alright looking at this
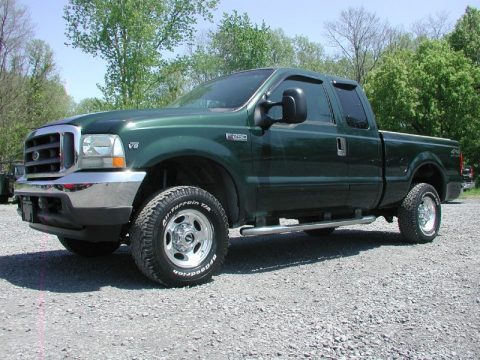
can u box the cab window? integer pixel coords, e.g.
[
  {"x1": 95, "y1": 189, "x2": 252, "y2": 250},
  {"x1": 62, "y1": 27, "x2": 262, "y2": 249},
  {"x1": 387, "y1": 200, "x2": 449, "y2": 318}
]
[{"x1": 333, "y1": 85, "x2": 369, "y2": 129}]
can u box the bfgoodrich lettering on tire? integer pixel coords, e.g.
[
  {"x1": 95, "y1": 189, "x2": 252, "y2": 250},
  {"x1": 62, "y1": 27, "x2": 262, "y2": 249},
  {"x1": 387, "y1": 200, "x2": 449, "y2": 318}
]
[
  {"x1": 130, "y1": 186, "x2": 229, "y2": 287},
  {"x1": 398, "y1": 183, "x2": 442, "y2": 244}
]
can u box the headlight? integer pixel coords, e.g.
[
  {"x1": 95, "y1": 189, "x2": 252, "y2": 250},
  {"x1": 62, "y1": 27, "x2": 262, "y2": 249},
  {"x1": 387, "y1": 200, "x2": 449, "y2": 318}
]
[{"x1": 79, "y1": 134, "x2": 126, "y2": 169}]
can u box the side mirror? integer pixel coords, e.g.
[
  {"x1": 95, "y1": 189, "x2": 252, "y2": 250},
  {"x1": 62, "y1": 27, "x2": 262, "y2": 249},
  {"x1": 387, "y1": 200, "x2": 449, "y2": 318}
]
[
  {"x1": 282, "y1": 88, "x2": 307, "y2": 124},
  {"x1": 254, "y1": 87, "x2": 308, "y2": 130}
]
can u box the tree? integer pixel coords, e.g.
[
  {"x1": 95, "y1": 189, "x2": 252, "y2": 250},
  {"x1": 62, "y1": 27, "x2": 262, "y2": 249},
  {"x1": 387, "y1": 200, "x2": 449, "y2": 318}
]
[
  {"x1": 325, "y1": 7, "x2": 390, "y2": 84},
  {"x1": 0, "y1": 0, "x2": 31, "y2": 127},
  {"x1": 75, "y1": 97, "x2": 111, "y2": 114},
  {"x1": 365, "y1": 40, "x2": 480, "y2": 163},
  {"x1": 269, "y1": 29, "x2": 295, "y2": 67},
  {"x1": 209, "y1": 11, "x2": 272, "y2": 74},
  {"x1": 187, "y1": 11, "x2": 289, "y2": 85},
  {"x1": 291, "y1": 35, "x2": 325, "y2": 72},
  {"x1": 412, "y1": 12, "x2": 452, "y2": 40},
  {"x1": 449, "y1": 6, "x2": 480, "y2": 65},
  {"x1": 64, "y1": 0, "x2": 218, "y2": 108},
  {"x1": 0, "y1": 1, "x2": 71, "y2": 166}
]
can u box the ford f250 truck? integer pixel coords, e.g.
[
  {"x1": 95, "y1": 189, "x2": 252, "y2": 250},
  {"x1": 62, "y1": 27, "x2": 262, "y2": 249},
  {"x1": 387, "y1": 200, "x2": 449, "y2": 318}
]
[{"x1": 15, "y1": 68, "x2": 463, "y2": 287}]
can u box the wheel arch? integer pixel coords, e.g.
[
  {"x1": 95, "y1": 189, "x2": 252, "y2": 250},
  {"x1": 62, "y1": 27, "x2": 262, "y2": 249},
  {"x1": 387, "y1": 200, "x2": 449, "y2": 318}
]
[
  {"x1": 131, "y1": 154, "x2": 243, "y2": 227},
  {"x1": 410, "y1": 161, "x2": 446, "y2": 201}
]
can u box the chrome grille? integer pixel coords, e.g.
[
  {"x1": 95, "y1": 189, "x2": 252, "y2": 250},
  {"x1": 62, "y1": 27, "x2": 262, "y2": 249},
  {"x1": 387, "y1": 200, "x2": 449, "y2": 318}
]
[{"x1": 24, "y1": 125, "x2": 80, "y2": 178}]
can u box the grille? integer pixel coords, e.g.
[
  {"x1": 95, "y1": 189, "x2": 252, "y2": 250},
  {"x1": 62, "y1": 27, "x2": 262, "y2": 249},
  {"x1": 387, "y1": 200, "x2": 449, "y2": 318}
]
[{"x1": 24, "y1": 129, "x2": 76, "y2": 177}]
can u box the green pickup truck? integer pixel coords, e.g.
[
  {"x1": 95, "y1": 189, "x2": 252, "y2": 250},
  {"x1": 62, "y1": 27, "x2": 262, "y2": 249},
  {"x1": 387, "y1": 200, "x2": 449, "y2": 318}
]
[{"x1": 15, "y1": 68, "x2": 463, "y2": 287}]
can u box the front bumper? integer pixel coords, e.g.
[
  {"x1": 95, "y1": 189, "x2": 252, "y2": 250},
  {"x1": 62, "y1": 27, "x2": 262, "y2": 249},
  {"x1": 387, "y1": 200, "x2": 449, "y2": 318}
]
[{"x1": 14, "y1": 171, "x2": 146, "y2": 242}]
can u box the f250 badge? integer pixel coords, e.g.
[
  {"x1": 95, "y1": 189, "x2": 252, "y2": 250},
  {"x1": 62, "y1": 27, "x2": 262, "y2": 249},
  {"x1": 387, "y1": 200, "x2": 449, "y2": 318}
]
[{"x1": 225, "y1": 133, "x2": 248, "y2": 142}]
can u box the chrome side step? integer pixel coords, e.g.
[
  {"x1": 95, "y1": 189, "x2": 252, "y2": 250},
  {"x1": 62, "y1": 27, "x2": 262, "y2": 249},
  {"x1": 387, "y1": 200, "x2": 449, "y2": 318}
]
[{"x1": 240, "y1": 216, "x2": 377, "y2": 236}]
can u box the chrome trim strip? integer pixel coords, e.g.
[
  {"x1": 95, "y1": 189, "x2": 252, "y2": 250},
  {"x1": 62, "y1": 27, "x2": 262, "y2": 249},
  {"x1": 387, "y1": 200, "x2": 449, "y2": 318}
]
[
  {"x1": 16, "y1": 171, "x2": 145, "y2": 186},
  {"x1": 240, "y1": 216, "x2": 377, "y2": 236}
]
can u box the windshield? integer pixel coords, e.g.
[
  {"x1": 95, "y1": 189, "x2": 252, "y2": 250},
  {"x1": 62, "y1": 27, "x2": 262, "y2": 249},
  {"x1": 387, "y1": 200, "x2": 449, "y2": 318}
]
[{"x1": 168, "y1": 69, "x2": 274, "y2": 109}]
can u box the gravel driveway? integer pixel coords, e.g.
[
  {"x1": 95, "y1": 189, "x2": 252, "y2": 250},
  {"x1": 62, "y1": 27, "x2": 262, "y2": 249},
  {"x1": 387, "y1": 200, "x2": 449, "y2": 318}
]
[{"x1": 0, "y1": 199, "x2": 479, "y2": 359}]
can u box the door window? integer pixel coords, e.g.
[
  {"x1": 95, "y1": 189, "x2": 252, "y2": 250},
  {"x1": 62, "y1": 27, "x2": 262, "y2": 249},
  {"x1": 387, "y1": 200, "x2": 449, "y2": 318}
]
[{"x1": 268, "y1": 77, "x2": 334, "y2": 123}]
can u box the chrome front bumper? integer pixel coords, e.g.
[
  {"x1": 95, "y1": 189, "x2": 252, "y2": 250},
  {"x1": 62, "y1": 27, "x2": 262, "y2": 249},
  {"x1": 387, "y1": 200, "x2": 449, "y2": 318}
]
[
  {"x1": 15, "y1": 171, "x2": 146, "y2": 208},
  {"x1": 14, "y1": 171, "x2": 146, "y2": 241}
]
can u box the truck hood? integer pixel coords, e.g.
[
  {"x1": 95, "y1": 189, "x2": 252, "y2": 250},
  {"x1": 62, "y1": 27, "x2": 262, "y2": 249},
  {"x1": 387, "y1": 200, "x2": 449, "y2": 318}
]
[{"x1": 42, "y1": 108, "x2": 232, "y2": 133}]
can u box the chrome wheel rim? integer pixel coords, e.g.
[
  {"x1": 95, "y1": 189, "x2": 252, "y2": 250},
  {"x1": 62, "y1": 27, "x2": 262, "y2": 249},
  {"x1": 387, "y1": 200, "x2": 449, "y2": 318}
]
[
  {"x1": 417, "y1": 196, "x2": 437, "y2": 236},
  {"x1": 164, "y1": 209, "x2": 213, "y2": 268}
]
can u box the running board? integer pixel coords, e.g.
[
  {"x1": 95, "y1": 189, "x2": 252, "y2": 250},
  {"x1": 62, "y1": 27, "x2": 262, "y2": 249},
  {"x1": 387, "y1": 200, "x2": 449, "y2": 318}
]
[{"x1": 240, "y1": 216, "x2": 377, "y2": 236}]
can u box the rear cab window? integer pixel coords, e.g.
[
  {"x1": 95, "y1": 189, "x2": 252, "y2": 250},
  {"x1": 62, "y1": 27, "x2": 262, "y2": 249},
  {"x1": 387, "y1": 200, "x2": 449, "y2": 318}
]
[{"x1": 333, "y1": 83, "x2": 369, "y2": 130}]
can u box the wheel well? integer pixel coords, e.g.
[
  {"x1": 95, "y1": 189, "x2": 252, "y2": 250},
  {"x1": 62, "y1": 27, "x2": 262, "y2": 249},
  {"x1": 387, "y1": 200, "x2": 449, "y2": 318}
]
[
  {"x1": 132, "y1": 156, "x2": 240, "y2": 226},
  {"x1": 411, "y1": 164, "x2": 444, "y2": 201}
]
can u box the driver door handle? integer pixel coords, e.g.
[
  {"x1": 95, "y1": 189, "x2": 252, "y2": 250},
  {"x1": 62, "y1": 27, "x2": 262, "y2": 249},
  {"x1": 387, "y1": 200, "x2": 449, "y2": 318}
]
[{"x1": 337, "y1": 137, "x2": 347, "y2": 157}]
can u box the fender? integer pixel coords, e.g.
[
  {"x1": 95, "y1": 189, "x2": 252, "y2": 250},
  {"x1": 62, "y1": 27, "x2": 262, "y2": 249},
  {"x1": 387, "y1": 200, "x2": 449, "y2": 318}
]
[
  {"x1": 128, "y1": 134, "x2": 251, "y2": 222},
  {"x1": 380, "y1": 151, "x2": 447, "y2": 208},
  {"x1": 406, "y1": 151, "x2": 447, "y2": 184}
]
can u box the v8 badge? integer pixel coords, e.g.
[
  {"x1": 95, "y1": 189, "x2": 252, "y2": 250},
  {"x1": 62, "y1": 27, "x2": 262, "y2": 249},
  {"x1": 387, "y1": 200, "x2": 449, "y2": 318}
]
[{"x1": 128, "y1": 142, "x2": 140, "y2": 150}]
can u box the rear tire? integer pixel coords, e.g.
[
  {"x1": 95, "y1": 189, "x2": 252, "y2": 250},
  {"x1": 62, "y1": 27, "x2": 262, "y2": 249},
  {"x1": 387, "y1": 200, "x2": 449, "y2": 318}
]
[
  {"x1": 398, "y1": 183, "x2": 441, "y2": 243},
  {"x1": 130, "y1": 186, "x2": 229, "y2": 287},
  {"x1": 58, "y1": 237, "x2": 120, "y2": 257}
]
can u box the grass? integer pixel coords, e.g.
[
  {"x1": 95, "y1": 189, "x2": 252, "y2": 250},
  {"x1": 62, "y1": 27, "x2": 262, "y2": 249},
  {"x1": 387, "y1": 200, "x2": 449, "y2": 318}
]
[{"x1": 460, "y1": 187, "x2": 480, "y2": 198}]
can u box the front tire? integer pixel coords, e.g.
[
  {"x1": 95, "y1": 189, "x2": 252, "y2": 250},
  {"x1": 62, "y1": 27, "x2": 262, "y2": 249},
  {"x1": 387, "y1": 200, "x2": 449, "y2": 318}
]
[
  {"x1": 398, "y1": 183, "x2": 441, "y2": 243},
  {"x1": 130, "y1": 186, "x2": 229, "y2": 287},
  {"x1": 58, "y1": 237, "x2": 120, "y2": 257}
]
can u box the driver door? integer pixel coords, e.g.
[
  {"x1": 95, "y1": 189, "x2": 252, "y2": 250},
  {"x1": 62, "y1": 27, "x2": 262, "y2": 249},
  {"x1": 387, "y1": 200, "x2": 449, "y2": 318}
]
[{"x1": 252, "y1": 76, "x2": 349, "y2": 214}]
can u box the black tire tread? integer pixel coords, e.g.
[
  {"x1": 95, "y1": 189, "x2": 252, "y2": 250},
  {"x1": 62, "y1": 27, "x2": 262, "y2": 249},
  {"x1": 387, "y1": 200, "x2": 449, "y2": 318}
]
[
  {"x1": 130, "y1": 186, "x2": 229, "y2": 287},
  {"x1": 398, "y1": 183, "x2": 441, "y2": 244}
]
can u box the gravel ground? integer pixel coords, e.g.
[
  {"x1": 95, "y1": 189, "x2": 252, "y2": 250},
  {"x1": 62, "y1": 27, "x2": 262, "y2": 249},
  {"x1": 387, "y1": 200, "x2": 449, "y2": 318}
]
[{"x1": 0, "y1": 199, "x2": 479, "y2": 359}]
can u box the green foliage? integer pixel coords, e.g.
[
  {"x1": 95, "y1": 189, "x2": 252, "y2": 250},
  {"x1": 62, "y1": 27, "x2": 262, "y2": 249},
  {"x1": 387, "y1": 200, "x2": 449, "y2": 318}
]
[
  {"x1": 150, "y1": 57, "x2": 191, "y2": 107},
  {"x1": 75, "y1": 97, "x2": 111, "y2": 114},
  {"x1": 269, "y1": 29, "x2": 295, "y2": 67},
  {"x1": 449, "y1": 6, "x2": 480, "y2": 65},
  {"x1": 64, "y1": 0, "x2": 218, "y2": 109},
  {"x1": 210, "y1": 11, "x2": 272, "y2": 74},
  {"x1": 291, "y1": 35, "x2": 325, "y2": 72},
  {"x1": 0, "y1": 32, "x2": 72, "y2": 163},
  {"x1": 186, "y1": 12, "x2": 327, "y2": 85},
  {"x1": 365, "y1": 39, "x2": 480, "y2": 163}
]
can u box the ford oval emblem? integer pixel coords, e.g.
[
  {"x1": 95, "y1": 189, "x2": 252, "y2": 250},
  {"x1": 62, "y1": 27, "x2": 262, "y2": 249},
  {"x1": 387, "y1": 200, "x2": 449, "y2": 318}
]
[{"x1": 32, "y1": 151, "x2": 40, "y2": 161}]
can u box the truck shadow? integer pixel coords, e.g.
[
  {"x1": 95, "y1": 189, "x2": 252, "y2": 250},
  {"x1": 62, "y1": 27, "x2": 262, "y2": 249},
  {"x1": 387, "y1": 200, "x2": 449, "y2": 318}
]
[
  {"x1": 0, "y1": 229, "x2": 407, "y2": 293},
  {"x1": 223, "y1": 229, "x2": 405, "y2": 274},
  {"x1": 0, "y1": 246, "x2": 155, "y2": 293}
]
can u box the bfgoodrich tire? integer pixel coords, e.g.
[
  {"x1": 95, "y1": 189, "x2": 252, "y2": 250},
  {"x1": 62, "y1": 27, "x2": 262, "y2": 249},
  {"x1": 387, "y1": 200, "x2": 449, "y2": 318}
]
[
  {"x1": 130, "y1": 186, "x2": 229, "y2": 287},
  {"x1": 58, "y1": 237, "x2": 120, "y2": 257},
  {"x1": 398, "y1": 183, "x2": 441, "y2": 244}
]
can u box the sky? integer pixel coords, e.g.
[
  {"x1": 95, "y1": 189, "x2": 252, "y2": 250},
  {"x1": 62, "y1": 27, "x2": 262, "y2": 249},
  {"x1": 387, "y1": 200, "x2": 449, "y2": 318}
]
[{"x1": 19, "y1": 0, "x2": 480, "y2": 103}]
